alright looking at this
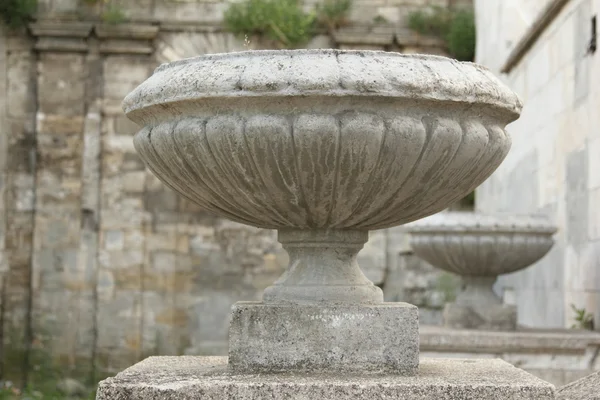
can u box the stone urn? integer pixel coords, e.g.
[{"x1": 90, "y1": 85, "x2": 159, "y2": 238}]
[
  {"x1": 119, "y1": 49, "x2": 524, "y2": 383},
  {"x1": 407, "y1": 211, "x2": 557, "y2": 330}
]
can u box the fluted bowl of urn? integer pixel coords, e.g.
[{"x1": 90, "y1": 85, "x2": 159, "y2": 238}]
[
  {"x1": 123, "y1": 49, "x2": 522, "y2": 305},
  {"x1": 407, "y1": 212, "x2": 557, "y2": 330}
]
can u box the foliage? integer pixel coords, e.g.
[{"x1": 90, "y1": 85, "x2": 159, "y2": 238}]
[
  {"x1": 0, "y1": 0, "x2": 37, "y2": 30},
  {"x1": 463, "y1": 191, "x2": 475, "y2": 208},
  {"x1": 372, "y1": 15, "x2": 388, "y2": 24},
  {"x1": 408, "y1": 6, "x2": 452, "y2": 39},
  {"x1": 0, "y1": 325, "x2": 97, "y2": 400},
  {"x1": 101, "y1": 2, "x2": 126, "y2": 25},
  {"x1": 447, "y1": 9, "x2": 476, "y2": 62},
  {"x1": 0, "y1": 382, "x2": 96, "y2": 400},
  {"x1": 224, "y1": 0, "x2": 353, "y2": 48},
  {"x1": 435, "y1": 272, "x2": 460, "y2": 303},
  {"x1": 82, "y1": 0, "x2": 126, "y2": 24},
  {"x1": 316, "y1": 0, "x2": 352, "y2": 33},
  {"x1": 570, "y1": 304, "x2": 594, "y2": 330},
  {"x1": 224, "y1": 0, "x2": 316, "y2": 49},
  {"x1": 407, "y1": 6, "x2": 476, "y2": 61}
]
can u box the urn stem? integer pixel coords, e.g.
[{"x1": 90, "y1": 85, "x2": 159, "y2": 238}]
[
  {"x1": 456, "y1": 276, "x2": 502, "y2": 308},
  {"x1": 262, "y1": 229, "x2": 383, "y2": 304}
]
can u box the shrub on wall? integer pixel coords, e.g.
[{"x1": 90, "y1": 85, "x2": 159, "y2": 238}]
[
  {"x1": 224, "y1": 0, "x2": 317, "y2": 49},
  {"x1": 224, "y1": 0, "x2": 353, "y2": 49},
  {"x1": 407, "y1": 6, "x2": 475, "y2": 61},
  {"x1": 316, "y1": 0, "x2": 352, "y2": 34},
  {"x1": 447, "y1": 8, "x2": 475, "y2": 62},
  {"x1": 0, "y1": 0, "x2": 37, "y2": 29},
  {"x1": 82, "y1": 0, "x2": 127, "y2": 24}
]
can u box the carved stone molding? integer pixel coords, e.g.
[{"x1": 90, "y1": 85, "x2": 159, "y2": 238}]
[
  {"x1": 95, "y1": 24, "x2": 159, "y2": 55},
  {"x1": 134, "y1": 113, "x2": 511, "y2": 230},
  {"x1": 28, "y1": 21, "x2": 158, "y2": 54},
  {"x1": 29, "y1": 21, "x2": 93, "y2": 52}
]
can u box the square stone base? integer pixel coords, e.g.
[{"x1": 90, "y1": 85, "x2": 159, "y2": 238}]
[
  {"x1": 229, "y1": 302, "x2": 418, "y2": 375},
  {"x1": 96, "y1": 356, "x2": 556, "y2": 399}
]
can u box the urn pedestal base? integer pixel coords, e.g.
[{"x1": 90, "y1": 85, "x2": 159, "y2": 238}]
[
  {"x1": 444, "y1": 276, "x2": 517, "y2": 331},
  {"x1": 96, "y1": 356, "x2": 555, "y2": 400},
  {"x1": 228, "y1": 302, "x2": 419, "y2": 375},
  {"x1": 444, "y1": 302, "x2": 517, "y2": 331}
]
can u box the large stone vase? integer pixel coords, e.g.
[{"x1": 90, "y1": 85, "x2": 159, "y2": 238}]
[
  {"x1": 407, "y1": 211, "x2": 557, "y2": 330},
  {"x1": 95, "y1": 50, "x2": 555, "y2": 399}
]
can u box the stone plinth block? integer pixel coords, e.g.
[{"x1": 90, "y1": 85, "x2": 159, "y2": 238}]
[
  {"x1": 96, "y1": 356, "x2": 555, "y2": 400},
  {"x1": 557, "y1": 370, "x2": 600, "y2": 399},
  {"x1": 229, "y1": 302, "x2": 418, "y2": 375}
]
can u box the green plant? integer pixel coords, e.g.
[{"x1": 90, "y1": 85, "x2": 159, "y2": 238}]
[
  {"x1": 102, "y1": 2, "x2": 126, "y2": 25},
  {"x1": 224, "y1": 0, "x2": 316, "y2": 49},
  {"x1": 372, "y1": 15, "x2": 388, "y2": 24},
  {"x1": 0, "y1": 0, "x2": 37, "y2": 30},
  {"x1": 447, "y1": 9, "x2": 476, "y2": 62},
  {"x1": 435, "y1": 272, "x2": 460, "y2": 303},
  {"x1": 407, "y1": 6, "x2": 476, "y2": 61},
  {"x1": 571, "y1": 304, "x2": 594, "y2": 330},
  {"x1": 81, "y1": 0, "x2": 126, "y2": 24},
  {"x1": 408, "y1": 6, "x2": 452, "y2": 38},
  {"x1": 460, "y1": 190, "x2": 475, "y2": 209},
  {"x1": 316, "y1": 0, "x2": 352, "y2": 33}
]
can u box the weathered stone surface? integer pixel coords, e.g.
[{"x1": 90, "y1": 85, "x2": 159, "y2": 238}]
[
  {"x1": 229, "y1": 302, "x2": 418, "y2": 375},
  {"x1": 475, "y1": 0, "x2": 600, "y2": 331},
  {"x1": 127, "y1": 51, "x2": 519, "y2": 229},
  {"x1": 96, "y1": 356, "x2": 555, "y2": 400},
  {"x1": 126, "y1": 49, "x2": 519, "y2": 309},
  {"x1": 263, "y1": 230, "x2": 383, "y2": 304},
  {"x1": 557, "y1": 370, "x2": 600, "y2": 399},
  {"x1": 383, "y1": 248, "x2": 456, "y2": 325},
  {"x1": 1, "y1": 1, "x2": 493, "y2": 381},
  {"x1": 408, "y1": 212, "x2": 557, "y2": 330}
]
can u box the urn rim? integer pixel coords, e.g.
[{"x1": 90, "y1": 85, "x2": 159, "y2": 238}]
[
  {"x1": 122, "y1": 49, "x2": 522, "y2": 124},
  {"x1": 406, "y1": 211, "x2": 558, "y2": 235}
]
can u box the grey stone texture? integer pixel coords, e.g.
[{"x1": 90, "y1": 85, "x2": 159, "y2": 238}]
[
  {"x1": 408, "y1": 212, "x2": 557, "y2": 330},
  {"x1": 263, "y1": 230, "x2": 383, "y2": 304},
  {"x1": 557, "y1": 370, "x2": 600, "y2": 400},
  {"x1": 96, "y1": 356, "x2": 555, "y2": 400},
  {"x1": 126, "y1": 51, "x2": 521, "y2": 286},
  {"x1": 474, "y1": 0, "x2": 600, "y2": 331},
  {"x1": 1, "y1": 0, "x2": 527, "y2": 387},
  {"x1": 420, "y1": 325, "x2": 600, "y2": 387},
  {"x1": 229, "y1": 302, "x2": 419, "y2": 375},
  {"x1": 124, "y1": 48, "x2": 520, "y2": 382}
]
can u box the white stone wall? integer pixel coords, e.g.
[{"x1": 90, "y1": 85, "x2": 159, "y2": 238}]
[{"x1": 475, "y1": 0, "x2": 600, "y2": 330}]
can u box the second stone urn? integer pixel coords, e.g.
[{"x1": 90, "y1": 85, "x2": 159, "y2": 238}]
[
  {"x1": 407, "y1": 212, "x2": 557, "y2": 330},
  {"x1": 123, "y1": 50, "x2": 522, "y2": 375}
]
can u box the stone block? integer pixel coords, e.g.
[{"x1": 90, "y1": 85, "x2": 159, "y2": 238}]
[
  {"x1": 144, "y1": 189, "x2": 180, "y2": 211},
  {"x1": 114, "y1": 114, "x2": 142, "y2": 136},
  {"x1": 96, "y1": 356, "x2": 555, "y2": 400},
  {"x1": 38, "y1": 54, "x2": 86, "y2": 116},
  {"x1": 229, "y1": 302, "x2": 419, "y2": 375},
  {"x1": 588, "y1": 138, "x2": 600, "y2": 190},
  {"x1": 557, "y1": 370, "x2": 600, "y2": 399},
  {"x1": 7, "y1": 52, "x2": 35, "y2": 118},
  {"x1": 104, "y1": 230, "x2": 125, "y2": 251}
]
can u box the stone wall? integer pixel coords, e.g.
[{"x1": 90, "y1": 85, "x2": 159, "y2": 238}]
[
  {"x1": 420, "y1": 325, "x2": 600, "y2": 387},
  {"x1": 474, "y1": 0, "x2": 600, "y2": 330},
  {"x1": 0, "y1": 0, "x2": 467, "y2": 384}
]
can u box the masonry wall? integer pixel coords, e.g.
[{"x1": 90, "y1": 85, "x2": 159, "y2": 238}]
[
  {"x1": 474, "y1": 0, "x2": 600, "y2": 330},
  {"x1": 0, "y1": 0, "x2": 465, "y2": 384}
]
